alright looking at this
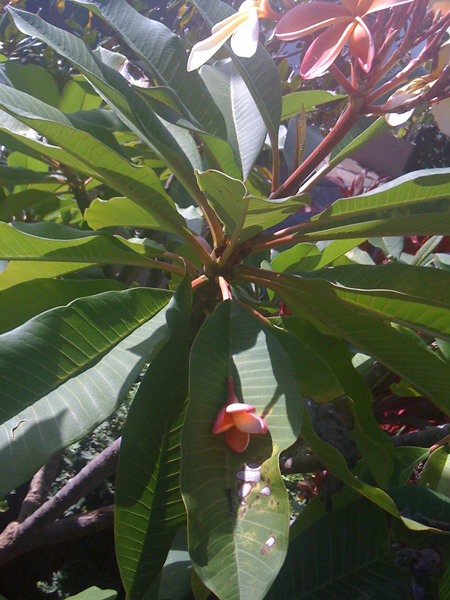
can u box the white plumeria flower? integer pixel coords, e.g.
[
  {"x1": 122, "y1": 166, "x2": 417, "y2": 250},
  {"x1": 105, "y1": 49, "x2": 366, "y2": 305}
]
[
  {"x1": 187, "y1": 0, "x2": 277, "y2": 72},
  {"x1": 385, "y1": 41, "x2": 450, "y2": 135}
]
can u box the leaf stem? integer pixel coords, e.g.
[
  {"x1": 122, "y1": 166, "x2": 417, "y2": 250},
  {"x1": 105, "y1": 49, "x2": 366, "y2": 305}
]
[
  {"x1": 269, "y1": 103, "x2": 360, "y2": 199},
  {"x1": 218, "y1": 197, "x2": 250, "y2": 267}
]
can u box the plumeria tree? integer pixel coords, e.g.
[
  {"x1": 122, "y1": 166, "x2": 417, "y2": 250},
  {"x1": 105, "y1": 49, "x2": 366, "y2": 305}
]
[{"x1": 1, "y1": 0, "x2": 450, "y2": 598}]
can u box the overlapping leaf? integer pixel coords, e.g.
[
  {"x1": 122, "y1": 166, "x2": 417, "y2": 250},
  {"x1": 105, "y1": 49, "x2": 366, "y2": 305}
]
[
  {"x1": 115, "y1": 277, "x2": 192, "y2": 599},
  {"x1": 279, "y1": 168, "x2": 450, "y2": 241},
  {"x1": 196, "y1": 170, "x2": 309, "y2": 242},
  {"x1": 0, "y1": 222, "x2": 167, "y2": 290},
  {"x1": 0, "y1": 287, "x2": 171, "y2": 496},
  {"x1": 8, "y1": 8, "x2": 204, "y2": 200},
  {"x1": 182, "y1": 301, "x2": 303, "y2": 600},
  {"x1": 0, "y1": 84, "x2": 190, "y2": 240},
  {"x1": 68, "y1": 0, "x2": 226, "y2": 137}
]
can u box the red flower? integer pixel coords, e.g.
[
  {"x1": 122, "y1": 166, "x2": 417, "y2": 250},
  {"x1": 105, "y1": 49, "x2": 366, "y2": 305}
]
[
  {"x1": 275, "y1": 0, "x2": 413, "y2": 79},
  {"x1": 212, "y1": 376, "x2": 268, "y2": 453}
]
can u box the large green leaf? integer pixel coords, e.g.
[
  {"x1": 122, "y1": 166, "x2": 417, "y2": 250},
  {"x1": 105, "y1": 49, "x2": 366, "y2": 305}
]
[
  {"x1": 0, "y1": 222, "x2": 168, "y2": 290},
  {"x1": 275, "y1": 168, "x2": 450, "y2": 241},
  {"x1": 4, "y1": 61, "x2": 60, "y2": 107},
  {"x1": 0, "y1": 286, "x2": 171, "y2": 425},
  {"x1": 200, "y1": 62, "x2": 266, "y2": 180},
  {"x1": 298, "y1": 263, "x2": 450, "y2": 342},
  {"x1": 266, "y1": 498, "x2": 411, "y2": 600},
  {"x1": 115, "y1": 276, "x2": 192, "y2": 599},
  {"x1": 0, "y1": 278, "x2": 125, "y2": 334},
  {"x1": 189, "y1": 0, "x2": 282, "y2": 146},
  {"x1": 274, "y1": 317, "x2": 394, "y2": 488},
  {"x1": 8, "y1": 8, "x2": 203, "y2": 200},
  {"x1": 0, "y1": 288, "x2": 171, "y2": 496},
  {"x1": 0, "y1": 84, "x2": 190, "y2": 240},
  {"x1": 195, "y1": 170, "x2": 309, "y2": 242},
  {"x1": 274, "y1": 274, "x2": 450, "y2": 416},
  {"x1": 181, "y1": 301, "x2": 303, "y2": 600}
]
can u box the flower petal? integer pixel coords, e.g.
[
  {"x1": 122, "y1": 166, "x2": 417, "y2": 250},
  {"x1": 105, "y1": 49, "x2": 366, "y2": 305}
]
[
  {"x1": 231, "y1": 6, "x2": 260, "y2": 57},
  {"x1": 433, "y1": 41, "x2": 450, "y2": 77},
  {"x1": 212, "y1": 406, "x2": 235, "y2": 434},
  {"x1": 226, "y1": 403, "x2": 256, "y2": 414},
  {"x1": 385, "y1": 108, "x2": 415, "y2": 126},
  {"x1": 226, "y1": 427, "x2": 250, "y2": 453},
  {"x1": 349, "y1": 19, "x2": 374, "y2": 72},
  {"x1": 233, "y1": 411, "x2": 268, "y2": 433},
  {"x1": 432, "y1": 98, "x2": 450, "y2": 136},
  {"x1": 275, "y1": 2, "x2": 351, "y2": 41},
  {"x1": 428, "y1": 0, "x2": 450, "y2": 15},
  {"x1": 300, "y1": 21, "x2": 356, "y2": 79},
  {"x1": 187, "y1": 14, "x2": 248, "y2": 71},
  {"x1": 363, "y1": 0, "x2": 413, "y2": 15}
]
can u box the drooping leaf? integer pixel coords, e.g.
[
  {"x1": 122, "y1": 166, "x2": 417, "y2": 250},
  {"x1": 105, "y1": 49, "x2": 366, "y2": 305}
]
[
  {"x1": 115, "y1": 276, "x2": 192, "y2": 599},
  {"x1": 182, "y1": 301, "x2": 303, "y2": 600},
  {"x1": 275, "y1": 273, "x2": 450, "y2": 416},
  {"x1": 4, "y1": 61, "x2": 60, "y2": 107},
  {"x1": 266, "y1": 498, "x2": 411, "y2": 600},
  {"x1": 0, "y1": 164, "x2": 60, "y2": 187},
  {"x1": 0, "y1": 278, "x2": 125, "y2": 334},
  {"x1": 0, "y1": 288, "x2": 171, "y2": 496},
  {"x1": 195, "y1": 170, "x2": 309, "y2": 242}
]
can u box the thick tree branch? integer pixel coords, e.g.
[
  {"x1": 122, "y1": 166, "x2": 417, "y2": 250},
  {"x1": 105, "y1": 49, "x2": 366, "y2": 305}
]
[
  {"x1": 0, "y1": 438, "x2": 121, "y2": 567},
  {"x1": 17, "y1": 451, "x2": 63, "y2": 523}
]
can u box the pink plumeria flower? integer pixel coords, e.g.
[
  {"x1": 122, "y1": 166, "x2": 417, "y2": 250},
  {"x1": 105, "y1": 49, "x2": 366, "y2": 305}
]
[
  {"x1": 385, "y1": 41, "x2": 450, "y2": 136},
  {"x1": 212, "y1": 376, "x2": 268, "y2": 453},
  {"x1": 187, "y1": 0, "x2": 279, "y2": 72},
  {"x1": 275, "y1": 0, "x2": 413, "y2": 79}
]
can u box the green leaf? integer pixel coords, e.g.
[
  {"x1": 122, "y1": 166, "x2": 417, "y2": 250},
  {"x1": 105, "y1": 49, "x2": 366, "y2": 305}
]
[
  {"x1": 290, "y1": 168, "x2": 450, "y2": 241},
  {"x1": 0, "y1": 222, "x2": 167, "y2": 290},
  {"x1": 182, "y1": 301, "x2": 303, "y2": 600},
  {"x1": 0, "y1": 189, "x2": 60, "y2": 221},
  {"x1": 274, "y1": 317, "x2": 394, "y2": 487},
  {"x1": 188, "y1": 0, "x2": 282, "y2": 145},
  {"x1": 115, "y1": 276, "x2": 192, "y2": 599},
  {"x1": 0, "y1": 84, "x2": 190, "y2": 240},
  {"x1": 0, "y1": 278, "x2": 125, "y2": 334},
  {"x1": 297, "y1": 263, "x2": 450, "y2": 342},
  {"x1": 281, "y1": 90, "x2": 346, "y2": 121},
  {"x1": 200, "y1": 62, "x2": 266, "y2": 180},
  {"x1": 389, "y1": 485, "x2": 450, "y2": 529},
  {"x1": 330, "y1": 116, "x2": 388, "y2": 161},
  {"x1": 68, "y1": 0, "x2": 226, "y2": 138},
  {"x1": 58, "y1": 78, "x2": 103, "y2": 112},
  {"x1": 266, "y1": 498, "x2": 411, "y2": 600},
  {"x1": 420, "y1": 447, "x2": 450, "y2": 497},
  {"x1": 276, "y1": 274, "x2": 450, "y2": 416},
  {"x1": 65, "y1": 588, "x2": 118, "y2": 600},
  {"x1": 8, "y1": 8, "x2": 204, "y2": 199},
  {"x1": 0, "y1": 288, "x2": 171, "y2": 496},
  {"x1": 195, "y1": 170, "x2": 310, "y2": 242},
  {"x1": 0, "y1": 164, "x2": 59, "y2": 187},
  {"x1": 4, "y1": 61, "x2": 60, "y2": 107}
]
